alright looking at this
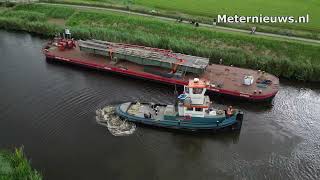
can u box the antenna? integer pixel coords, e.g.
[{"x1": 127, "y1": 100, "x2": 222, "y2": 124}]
[{"x1": 174, "y1": 84, "x2": 178, "y2": 111}]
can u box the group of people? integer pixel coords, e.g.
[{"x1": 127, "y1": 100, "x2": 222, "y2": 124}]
[
  {"x1": 250, "y1": 26, "x2": 257, "y2": 34},
  {"x1": 151, "y1": 104, "x2": 160, "y2": 116},
  {"x1": 226, "y1": 106, "x2": 234, "y2": 117},
  {"x1": 144, "y1": 112, "x2": 152, "y2": 119},
  {"x1": 144, "y1": 104, "x2": 160, "y2": 119},
  {"x1": 177, "y1": 17, "x2": 258, "y2": 33},
  {"x1": 176, "y1": 17, "x2": 199, "y2": 27},
  {"x1": 190, "y1": 20, "x2": 200, "y2": 27}
]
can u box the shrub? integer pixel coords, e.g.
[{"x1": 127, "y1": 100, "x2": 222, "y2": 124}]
[{"x1": 0, "y1": 147, "x2": 42, "y2": 180}]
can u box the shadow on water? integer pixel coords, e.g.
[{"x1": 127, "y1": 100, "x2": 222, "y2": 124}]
[{"x1": 133, "y1": 122, "x2": 241, "y2": 144}]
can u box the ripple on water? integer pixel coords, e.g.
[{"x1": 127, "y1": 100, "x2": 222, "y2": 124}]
[{"x1": 262, "y1": 86, "x2": 320, "y2": 180}]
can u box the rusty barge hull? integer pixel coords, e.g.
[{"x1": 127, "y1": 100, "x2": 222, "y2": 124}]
[{"x1": 44, "y1": 41, "x2": 279, "y2": 101}]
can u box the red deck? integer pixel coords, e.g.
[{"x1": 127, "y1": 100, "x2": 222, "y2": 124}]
[{"x1": 44, "y1": 41, "x2": 279, "y2": 101}]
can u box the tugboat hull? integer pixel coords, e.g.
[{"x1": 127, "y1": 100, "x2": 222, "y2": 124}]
[{"x1": 115, "y1": 102, "x2": 243, "y2": 132}]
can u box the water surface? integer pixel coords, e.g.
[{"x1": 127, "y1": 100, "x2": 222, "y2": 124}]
[{"x1": 0, "y1": 30, "x2": 319, "y2": 180}]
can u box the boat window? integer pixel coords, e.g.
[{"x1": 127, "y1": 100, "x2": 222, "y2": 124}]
[
  {"x1": 195, "y1": 108, "x2": 202, "y2": 112},
  {"x1": 185, "y1": 87, "x2": 189, "y2": 93},
  {"x1": 187, "y1": 107, "x2": 193, "y2": 111},
  {"x1": 193, "y1": 88, "x2": 203, "y2": 94}
]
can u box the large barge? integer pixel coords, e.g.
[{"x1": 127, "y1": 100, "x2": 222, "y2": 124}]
[{"x1": 43, "y1": 37, "x2": 279, "y2": 101}]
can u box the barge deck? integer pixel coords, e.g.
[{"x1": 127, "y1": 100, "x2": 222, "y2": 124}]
[{"x1": 44, "y1": 41, "x2": 279, "y2": 101}]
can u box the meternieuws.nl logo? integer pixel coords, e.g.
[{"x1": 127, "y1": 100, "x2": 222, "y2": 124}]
[{"x1": 217, "y1": 14, "x2": 309, "y2": 24}]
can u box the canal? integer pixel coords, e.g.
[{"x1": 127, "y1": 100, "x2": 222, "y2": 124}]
[{"x1": 0, "y1": 30, "x2": 319, "y2": 180}]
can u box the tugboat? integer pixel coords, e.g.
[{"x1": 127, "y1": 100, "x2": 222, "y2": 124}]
[{"x1": 115, "y1": 78, "x2": 244, "y2": 132}]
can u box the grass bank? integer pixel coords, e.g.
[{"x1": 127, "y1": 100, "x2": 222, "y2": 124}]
[
  {"x1": 0, "y1": 147, "x2": 42, "y2": 180},
  {"x1": 40, "y1": 0, "x2": 213, "y2": 23},
  {"x1": 39, "y1": 0, "x2": 320, "y2": 40},
  {"x1": 0, "y1": 3, "x2": 319, "y2": 82}
]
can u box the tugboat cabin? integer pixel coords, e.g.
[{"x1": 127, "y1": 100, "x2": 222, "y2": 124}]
[{"x1": 177, "y1": 78, "x2": 214, "y2": 118}]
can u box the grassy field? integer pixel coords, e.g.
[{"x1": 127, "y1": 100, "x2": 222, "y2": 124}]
[
  {"x1": 90, "y1": 0, "x2": 320, "y2": 31},
  {"x1": 0, "y1": 3, "x2": 319, "y2": 82},
  {"x1": 14, "y1": 3, "x2": 75, "y2": 19},
  {"x1": 135, "y1": 0, "x2": 319, "y2": 29},
  {"x1": 48, "y1": 0, "x2": 320, "y2": 39},
  {"x1": 0, "y1": 148, "x2": 42, "y2": 180}
]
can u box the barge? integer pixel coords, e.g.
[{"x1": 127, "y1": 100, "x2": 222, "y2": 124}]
[{"x1": 43, "y1": 37, "x2": 279, "y2": 101}]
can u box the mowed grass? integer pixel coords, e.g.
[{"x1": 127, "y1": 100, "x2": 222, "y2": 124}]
[
  {"x1": 1, "y1": 4, "x2": 319, "y2": 81},
  {"x1": 0, "y1": 10, "x2": 47, "y2": 22},
  {"x1": 69, "y1": 0, "x2": 320, "y2": 32},
  {"x1": 136, "y1": 0, "x2": 320, "y2": 32},
  {"x1": 14, "y1": 3, "x2": 75, "y2": 19}
]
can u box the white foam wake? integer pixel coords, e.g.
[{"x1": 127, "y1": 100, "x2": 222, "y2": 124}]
[{"x1": 96, "y1": 106, "x2": 136, "y2": 136}]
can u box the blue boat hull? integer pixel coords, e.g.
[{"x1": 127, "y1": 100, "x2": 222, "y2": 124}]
[{"x1": 115, "y1": 102, "x2": 243, "y2": 132}]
